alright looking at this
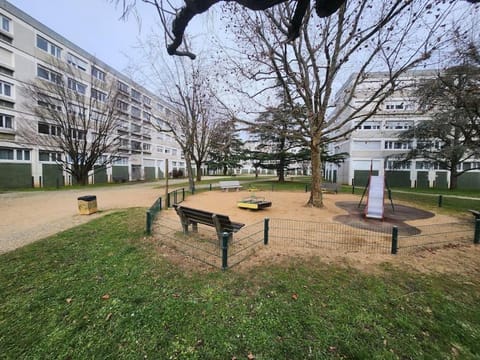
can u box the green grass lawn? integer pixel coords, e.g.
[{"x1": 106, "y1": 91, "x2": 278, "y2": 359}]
[{"x1": 1, "y1": 208, "x2": 480, "y2": 359}]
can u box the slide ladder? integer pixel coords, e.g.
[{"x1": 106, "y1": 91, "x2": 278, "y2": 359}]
[{"x1": 365, "y1": 175, "x2": 385, "y2": 219}]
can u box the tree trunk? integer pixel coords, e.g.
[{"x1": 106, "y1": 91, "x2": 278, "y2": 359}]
[
  {"x1": 277, "y1": 154, "x2": 285, "y2": 182},
  {"x1": 449, "y1": 169, "x2": 458, "y2": 190},
  {"x1": 185, "y1": 156, "x2": 195, "y2": 191},
  {"x1": 195, "y1": 162, "x2": 202, "y2": 182},
  {"x1": 307, "y1": 141, "x2": 323, "y2": 207}
]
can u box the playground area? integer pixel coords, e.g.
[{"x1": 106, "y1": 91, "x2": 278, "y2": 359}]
[{"x1": 155, "y1": 189, "x2": 477, "y2": 271}]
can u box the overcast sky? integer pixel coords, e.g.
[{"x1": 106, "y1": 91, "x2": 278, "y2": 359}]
[{"x1": 8, "y1": 0, "x2": 160, "y2": 73}]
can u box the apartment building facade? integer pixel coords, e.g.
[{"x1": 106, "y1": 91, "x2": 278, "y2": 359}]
[
  {"x1": 0, "y1": 0, "x2": 185, "y2": 189},
  {"x1": 328, "y1": 70, "x2": 480, "y2": 189}
]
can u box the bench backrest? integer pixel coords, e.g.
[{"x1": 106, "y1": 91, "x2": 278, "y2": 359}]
[
  {"x1": 173, "y1": 205, "x2": 244, "y2": 232},
  {"x1": 219, "y1": 180, "x2": 241, "y2": 187}
]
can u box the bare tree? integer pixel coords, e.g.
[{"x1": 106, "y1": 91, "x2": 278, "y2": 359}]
[
  {"x1": 217, "y1": 1, "x2": 475, "y2": 207},
  {"x1": 126, "y1": 38, "x2": 220, "y2": 188},
  {"x1": 22, "y1": 59, "x2": 121, "y2": 185}
]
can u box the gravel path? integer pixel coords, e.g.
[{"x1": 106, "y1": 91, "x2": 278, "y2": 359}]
[{"x1": 0, "y1": 181, "x2": 177, "y2": 254}]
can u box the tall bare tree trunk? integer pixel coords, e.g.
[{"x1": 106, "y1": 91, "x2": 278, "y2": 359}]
[
  {"x1": 308, "y1": 141, "x2": 323, "y2": 207},
  {"x1": 196, "y1": 163, "x2": 203, "y2": 182}
]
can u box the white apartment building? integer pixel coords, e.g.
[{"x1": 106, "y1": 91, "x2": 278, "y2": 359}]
[
  {"x1": 327, "y1": 70, "x2": 480, "y2": 189},
  {"x1": 0, "y1": 0, "x2": 185, "y2": 188}
]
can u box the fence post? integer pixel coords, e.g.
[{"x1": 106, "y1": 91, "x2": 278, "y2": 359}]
[
  {"x1": 209, "y1": 183, "x2": 212, "y2": 191},
  {"x1": 182, "y1": 188, "x2": 185, "y2": 201},
  {"x1": 221, "y1": 232, "x2": 229, "y2": 270},
  {"x1": 174, "y1": 190, "x2": 178, "y2": 204},
  {"x1": 391, "y1": 226, "x2": 398, "y2": 254},
  {"x1": 167, "y1": 192, "x2": 171, "y2": 208},
  {"x1": 146, "y1": 210, "x2": 152, "y2": 235},
  {"x1": 264, "y1": 218, "x2": 270, "y2": 245},
  {"x1": 351, "y1": 179, "x2": 355, "y2": 194},
  {"x1": 159, "y1": 197, "x2": 162, "y2": 211},
  {"x1": 305, "y1": 184, "x2": 308, "y2": 192},
  {"x1": 438, "y1": 195, "x2": 443, "y2": 208},
  {"x1": 474, "y1": 219, "x2": 480, "y2": 245}
]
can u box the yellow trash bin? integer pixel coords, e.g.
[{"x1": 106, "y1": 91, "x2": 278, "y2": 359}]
[{"x1": 77, "y1": 195, "x2": 97, "y2": 215}]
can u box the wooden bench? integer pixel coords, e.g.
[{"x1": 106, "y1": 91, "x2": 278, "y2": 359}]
[
  {"x1": 173, "y1": 204, "x2": 245, "y2": 243},
  {"x1": 219, "y1": 180, "x2": 242, "y2": 191},
  {"x1": 469, "y1": 209, "x2": 480, "y2": 220},
  {"x1": 321, "y1": 182, "x2": 339, "y2": 194}
]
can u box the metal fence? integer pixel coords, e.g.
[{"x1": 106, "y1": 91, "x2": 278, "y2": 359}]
[
  {"x1": 153, "y1": 212, "x2": 480, "y2": 269},
  {"x1": 267, "y1": 218, "x2": 393, "y2": 254},
  {"x1": 398, "y1": 221, "x2": 475, "y2": 253},
  {"x1": 146, "y1": 188, "x2": 186, "y2": 235}
]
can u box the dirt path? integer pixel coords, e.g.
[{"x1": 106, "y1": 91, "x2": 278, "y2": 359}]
[{"x1": 0, "y1": 182, "x2": 171, "y2": 254}]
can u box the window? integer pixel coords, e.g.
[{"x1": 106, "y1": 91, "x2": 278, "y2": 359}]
[
  {"x1": 67, "y1": 103, "x2": 86, "y2": 116},
  {"x1": 131, "y1": 124, "x2": 141, "y2": 133},
  {"x1": 385, "y1": 103, "x2": 403, "y2": 110},
  {"x1": 117, "y1": 81, "x2": 128, "y2": 93},
  {"x1": 92, "y1": 66, "x2": 106, "y2": 81},
  {"x1": 131, "y1": 106, "x2": 141, "y2": 118},
  {"x1": 68, "y1": 78, "x2": 87, "y2": 94},
  {"x1": 131, "y1": 88, "x2": 141, "y2": 101},
  {"x1": 172, "y1": 149, "x2": 178, "y2": 156},
  {"x1": 114, "y1": 157, "x2": 128, "y2": 165},
  {"x1": 36, "y1": 35, "x2": 61, "y2": 58},
  {"x1": 37, "y1": 65, "x2": 62, "y2": 83},
  {"x1": 0, "y1": 113, "x2": 13, "y2": 129},
  {"x1": 39, "y1": 150, "x2": 61, "y2": 162},
  {"x1": 0, "y1": 147, "x2": 13, "y2": 160},
  {"x1": 38, "y1": 122, "x2": 61, "y2": 136},
  {"x1": 0, "y1": 147, "x2": 30, "y2": 161},
  {"x1": 116, "y1": 99, "x2": 128, "y2": 112},
  {"x1": 386, "y1": 160, "x2": 411, "y2": 170},
  {"x1": 16, "y1": 149, "x2": 30, "y2": 161},
  {"x1": 69, "y1": 128, "x2": 86, "y2": 140},
  {"x1": 384, "y1": 121, "x2": 413, "y2": 130},
  {"x1": 91, "y1": 88, "x2": 107, "y2": 102},
  {"x1": 67, "y1": 53, "x2": 88, "y2": 71},
  {"x1": 0, "y1": 80, "x2": 12, "y2": 97},
  {"x1": 1, "y1": 14, "x2": 11, "y2": 33},
  {"x1": 143, "y1": 111, "x2": 151, "y2": 121},
  {"x1": 357, "y1": 122, "x2": 380, "y2": 130},
  {"x1": 142, "y1": 143, "x2": 151, "y2": 151},
  {"x1": 131, "y1": 140, "x2": 141, "y2": 151},
  {"x1": 384, "y1": 141, "x2": 411, "y2": 150},
  {"x1": 143, "y1": 95, "x2": 151, "y2": 105}
]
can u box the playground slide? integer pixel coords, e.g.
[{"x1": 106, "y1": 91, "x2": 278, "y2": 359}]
[{"x1": 365, "y1": 175, "x2": 385, "y2": 219}]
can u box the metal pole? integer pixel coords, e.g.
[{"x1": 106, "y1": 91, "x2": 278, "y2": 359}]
[
  {"x1": 391, "y1": 226, "x2": 398, "y2": 254},
  {"x1": 438, "y1": 195, "x2": 443, "y2": 208},
  {"x1": 264, "y1": 218, "x2": 270, "y2": 245},
  {"x1": 164, "y1": 159, "x2": 169, "y2": 207},
  {"x1": 221, "y1": 232, "x2": 229, "y2": 270},
  {"x1": 474, "y1": 219, "x2": 480, "y2": 245},
  {"x1": 146, "y1": 211, "x2": 152, "y2": 235}
]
